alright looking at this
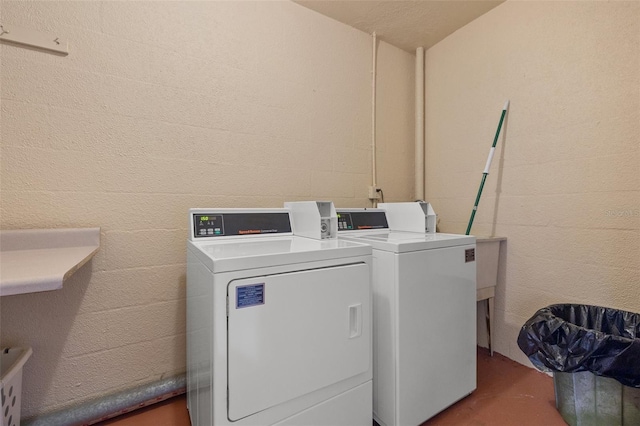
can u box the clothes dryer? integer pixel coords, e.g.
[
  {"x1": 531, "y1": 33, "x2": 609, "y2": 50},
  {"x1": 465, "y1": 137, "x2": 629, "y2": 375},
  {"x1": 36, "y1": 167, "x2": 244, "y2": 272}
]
[
  {"x1": 336, "y1": 207, "x2": 476, "y2": 426},
  {"x1": 187, "y1": 208, "x2": 372, "y2": 426}
]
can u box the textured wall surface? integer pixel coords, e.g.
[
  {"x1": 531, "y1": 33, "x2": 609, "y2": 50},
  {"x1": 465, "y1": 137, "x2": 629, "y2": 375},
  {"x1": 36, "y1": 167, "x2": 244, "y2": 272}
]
[
  {"x1": 425, "y1": 1, "x2": 639, "y2": 365},
  {"x1": 0, "y1": 0, "x2": 414, "y2": 417}
]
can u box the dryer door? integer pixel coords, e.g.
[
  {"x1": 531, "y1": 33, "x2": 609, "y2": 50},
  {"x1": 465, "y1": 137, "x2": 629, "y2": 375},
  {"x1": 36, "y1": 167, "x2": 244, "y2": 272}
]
[{"x1": 227, "y1": 262, "x2": 370, "y2": 421}]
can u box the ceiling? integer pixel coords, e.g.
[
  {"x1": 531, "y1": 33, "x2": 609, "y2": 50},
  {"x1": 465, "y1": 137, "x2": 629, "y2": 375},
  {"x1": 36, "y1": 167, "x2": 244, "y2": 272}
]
[{"x1": 294, "y1": 0, "x2": 504, "y2": 53}]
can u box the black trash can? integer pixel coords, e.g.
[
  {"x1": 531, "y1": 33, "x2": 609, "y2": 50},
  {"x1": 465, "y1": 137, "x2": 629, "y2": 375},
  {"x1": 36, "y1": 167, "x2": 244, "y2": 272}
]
[{"x1": 517, "y1": 304, "x2": 640, "y2": 426}]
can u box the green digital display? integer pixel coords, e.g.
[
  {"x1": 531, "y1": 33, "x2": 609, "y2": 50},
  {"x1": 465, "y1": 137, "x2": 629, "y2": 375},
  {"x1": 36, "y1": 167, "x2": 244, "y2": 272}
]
[{"x1": 194, "y1": 214, "x2": 224, "y2": 237}]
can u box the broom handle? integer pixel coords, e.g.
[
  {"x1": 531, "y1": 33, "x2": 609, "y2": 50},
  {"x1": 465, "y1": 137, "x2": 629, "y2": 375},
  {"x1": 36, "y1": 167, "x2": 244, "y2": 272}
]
[{"x1": 465, "y1": 100, "x2": 510, "y2": 235}]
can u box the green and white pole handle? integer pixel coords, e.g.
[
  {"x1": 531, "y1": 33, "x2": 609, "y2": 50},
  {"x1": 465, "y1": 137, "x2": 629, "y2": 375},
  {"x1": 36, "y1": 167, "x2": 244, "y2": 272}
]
[{"x1": 465, "y1": 100, "x2": 510, "y2": 235}]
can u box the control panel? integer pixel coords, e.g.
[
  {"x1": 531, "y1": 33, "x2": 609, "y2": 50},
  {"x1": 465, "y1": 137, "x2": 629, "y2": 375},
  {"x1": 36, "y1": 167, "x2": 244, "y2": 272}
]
[
  {"x1": 192, "y1": 212, "x2": 292, "y2": 239},
  {"x1": 337, "y1": 211, "x2": 389, "y2": 231}
]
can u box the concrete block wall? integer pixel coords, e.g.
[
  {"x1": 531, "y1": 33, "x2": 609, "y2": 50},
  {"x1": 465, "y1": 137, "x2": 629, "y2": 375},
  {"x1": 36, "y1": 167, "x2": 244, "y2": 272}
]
[
  {"x1": 0, "y1": 0, "x2": 415, "y2": 417},
  {"x1": 424, "y1": 1, "x2": 639, "y2": 365}
]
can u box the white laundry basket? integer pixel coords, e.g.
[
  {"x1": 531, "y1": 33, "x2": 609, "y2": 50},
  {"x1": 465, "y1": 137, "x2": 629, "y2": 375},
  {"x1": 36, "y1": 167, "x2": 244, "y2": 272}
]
[{"x1": 1, "y1": 347, "x2": 32, "y2": 426}]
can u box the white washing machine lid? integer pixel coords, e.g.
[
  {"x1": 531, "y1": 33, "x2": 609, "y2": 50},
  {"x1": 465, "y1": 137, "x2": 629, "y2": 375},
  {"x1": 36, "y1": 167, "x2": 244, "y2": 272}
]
[
  {"x1": 189, "y1": 235, "x2": 371, "y2": 273},
  {"x1": 340, "y1": 231, "x2": 475, "y2": 253}
]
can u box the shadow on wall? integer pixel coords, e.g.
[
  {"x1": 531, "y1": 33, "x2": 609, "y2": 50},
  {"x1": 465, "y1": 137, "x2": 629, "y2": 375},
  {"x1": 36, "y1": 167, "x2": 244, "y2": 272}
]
[
  {"x1": 491, "y1": 107, "x2": 510, "y2": 238},
  {"x1": 0, "y1": 262, "x2": 93, "y2": 412},
  {"x1": 494, "y1": 238, "x2": 538, "y2": 365},
  {"x1": 477, "y1": 238, "x2": 509, "y2": 349}
]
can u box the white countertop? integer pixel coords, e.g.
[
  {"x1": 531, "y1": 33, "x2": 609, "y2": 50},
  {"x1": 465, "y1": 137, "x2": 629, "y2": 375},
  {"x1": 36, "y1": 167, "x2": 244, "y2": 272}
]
[{"x1": 0, "y1": 228, "x2": 100, "y2": 296}]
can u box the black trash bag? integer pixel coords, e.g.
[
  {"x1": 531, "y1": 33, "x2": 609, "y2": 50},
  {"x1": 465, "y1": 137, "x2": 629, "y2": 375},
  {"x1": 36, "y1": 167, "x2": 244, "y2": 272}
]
[{"x1": 517, "y1": 303, "x2": 640, "y2": 388}]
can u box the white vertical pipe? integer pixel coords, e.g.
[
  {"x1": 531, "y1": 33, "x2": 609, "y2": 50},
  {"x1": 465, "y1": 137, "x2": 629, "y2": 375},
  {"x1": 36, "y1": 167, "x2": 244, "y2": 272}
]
[
  {"x1": 371, "y1": 32, "x2": 378, "y2": 189},
  {"x1": 415, "y1": 47, "x2": 425, "y2": 201}
]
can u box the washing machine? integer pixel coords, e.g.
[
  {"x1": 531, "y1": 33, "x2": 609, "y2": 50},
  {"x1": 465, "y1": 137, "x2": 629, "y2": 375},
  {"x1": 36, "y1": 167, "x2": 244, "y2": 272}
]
[
  {"x1": 186, "y1": 208, "x2": 373, "y2": 426},
  {"x1": 336, "y1": 205, "x2": 477, "y2": 426}
]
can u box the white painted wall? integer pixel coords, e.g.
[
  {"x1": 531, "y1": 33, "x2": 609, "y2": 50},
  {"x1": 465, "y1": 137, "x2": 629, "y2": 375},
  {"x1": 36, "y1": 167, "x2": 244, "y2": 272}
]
[
  {"x1": 0, "y1": 0, "x2": 415, "y2": 417},
  {"x1": 424, "y1": 1, "x2": 639, "y2": 364}
]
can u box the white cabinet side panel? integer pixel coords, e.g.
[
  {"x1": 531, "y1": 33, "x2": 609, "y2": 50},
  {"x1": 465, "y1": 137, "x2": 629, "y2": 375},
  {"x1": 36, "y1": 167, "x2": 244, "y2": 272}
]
[
  {"x1": 397, "y1": 244, "x2": 477, "y2": 425},
  {"x1": 186, "y1": 247, "x2": 215, "y2": 426},
  {"x1": 371, "y1": 250, "x2": 398, "y2": 426}
]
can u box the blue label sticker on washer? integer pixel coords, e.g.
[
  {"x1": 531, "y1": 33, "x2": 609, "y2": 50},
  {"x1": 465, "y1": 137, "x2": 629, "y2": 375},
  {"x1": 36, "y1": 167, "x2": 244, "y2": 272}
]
[{"x1": 236, "y1": 284, "x2": 265, "y2": 309}]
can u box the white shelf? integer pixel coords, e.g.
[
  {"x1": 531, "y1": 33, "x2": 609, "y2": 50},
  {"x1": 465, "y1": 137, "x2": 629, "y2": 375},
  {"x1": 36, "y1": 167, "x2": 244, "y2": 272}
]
[{"x1": 0, "y1": 228, "x2": 100, "y2": 296}]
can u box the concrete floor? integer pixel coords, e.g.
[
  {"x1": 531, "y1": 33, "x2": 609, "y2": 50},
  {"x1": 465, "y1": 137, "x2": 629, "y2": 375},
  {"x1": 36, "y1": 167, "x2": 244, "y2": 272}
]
[{"x1": 99, "y1": 347, "x2": 567, "y2": 426}]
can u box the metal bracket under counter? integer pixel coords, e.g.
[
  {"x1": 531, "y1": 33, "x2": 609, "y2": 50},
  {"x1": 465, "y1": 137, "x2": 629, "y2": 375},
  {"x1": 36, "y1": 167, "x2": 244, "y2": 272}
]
[
  {"x1": 0, "y1": 228, "x2": 100, "y2": 296},
  {"x1": 475, "y1": 236, "x2": 506, "y2": 356}
]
